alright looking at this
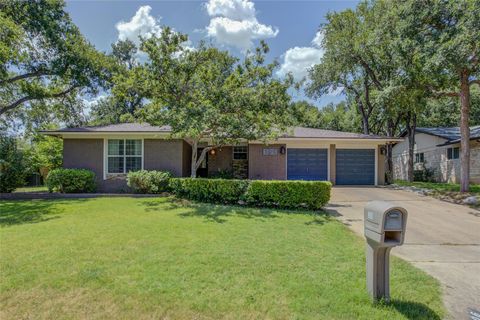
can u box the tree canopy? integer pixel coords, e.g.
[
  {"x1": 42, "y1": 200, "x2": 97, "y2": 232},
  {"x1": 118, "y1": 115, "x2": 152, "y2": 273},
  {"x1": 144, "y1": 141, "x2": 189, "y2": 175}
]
[
  {"x1": 137, "y1": 28, "x2": 294, "y2": 177},
  {"x1": 0, "y1": 0, "x2": 112, "y2": 131}
]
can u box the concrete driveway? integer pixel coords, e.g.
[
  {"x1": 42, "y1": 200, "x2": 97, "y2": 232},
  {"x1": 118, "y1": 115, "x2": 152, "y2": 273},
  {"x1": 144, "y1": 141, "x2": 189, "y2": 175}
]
[{"x1": 326, "y1": 187, "x2": 480, "y2": 320}]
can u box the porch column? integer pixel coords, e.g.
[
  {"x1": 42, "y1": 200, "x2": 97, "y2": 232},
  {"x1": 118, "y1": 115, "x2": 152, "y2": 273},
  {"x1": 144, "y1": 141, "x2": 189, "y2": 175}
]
[{"x1": 329, "y1": 144, "x2": 336, "y2": 185}]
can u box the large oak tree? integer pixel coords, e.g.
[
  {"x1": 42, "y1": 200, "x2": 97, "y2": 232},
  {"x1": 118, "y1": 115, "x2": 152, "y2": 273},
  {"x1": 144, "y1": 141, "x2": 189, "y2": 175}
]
[{"x1": 137, "y1": 28, "x2": 294, "y2": 177}]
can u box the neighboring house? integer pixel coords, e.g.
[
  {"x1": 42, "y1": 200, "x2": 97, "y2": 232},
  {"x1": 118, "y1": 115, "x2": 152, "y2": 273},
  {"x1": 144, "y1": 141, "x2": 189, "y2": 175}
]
[
  {"x1": 392, "y1": 126, "x2": 480, "y2": 183},
  {"x1": 42, "y1": 123, "x2": 401, "y2": 192}
]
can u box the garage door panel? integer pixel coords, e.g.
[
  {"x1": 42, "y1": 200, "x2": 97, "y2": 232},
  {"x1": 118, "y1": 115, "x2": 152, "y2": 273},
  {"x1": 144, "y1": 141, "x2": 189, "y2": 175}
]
[
  {"x1": 336, "y1": 149, "x2": 375, "y2": 185},
  {"x1": 287, "y1": 148, "x2": 328, "y2": 181}
]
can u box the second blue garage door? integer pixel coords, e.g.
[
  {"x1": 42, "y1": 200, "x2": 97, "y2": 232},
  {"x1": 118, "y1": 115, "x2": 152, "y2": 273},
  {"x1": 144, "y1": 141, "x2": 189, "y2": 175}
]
[
  {"x1": 336, "y1": 149, "x2": 375, "y2": 185},
  {"x1": 287, "y1": 148, "x2": 328, "y2": 180}
]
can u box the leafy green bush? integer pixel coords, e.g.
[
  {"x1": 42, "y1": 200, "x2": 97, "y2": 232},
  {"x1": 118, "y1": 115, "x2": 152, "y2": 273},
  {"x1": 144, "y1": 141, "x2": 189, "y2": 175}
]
[
  {"x1": 0, "y1": 135, "x2": 25, "y2": 193},
  {"x1": 46, "y1": 168, "x2": 96, "y2": 193},
  {"x1": 245, "y1": 180, "x2": 331, "y2": 210},
  {"x1": 210, "y1": 169, "x2": 234, "y2": 179},
  {"x1": 413, "y1": 167, "x2": 436, "y2": 182},
  {"x1": 169, "y1": 178, "x2": 249, "y2": 204},
  {"x1": 169, "y1": 178, "x2": 331, "y2": 210},
  {"x1": 127, "y1": 170, "x2": 172, "y2": 194}
]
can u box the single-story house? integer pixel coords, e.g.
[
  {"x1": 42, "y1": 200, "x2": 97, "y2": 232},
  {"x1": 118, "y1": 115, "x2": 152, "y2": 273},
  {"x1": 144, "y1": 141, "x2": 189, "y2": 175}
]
[
  {"x1": 392, "y1": 126, "x2": 480, "y2": 183},
  {"x1": 42, "y1": 123, "x2": 402, "y2": 192}
]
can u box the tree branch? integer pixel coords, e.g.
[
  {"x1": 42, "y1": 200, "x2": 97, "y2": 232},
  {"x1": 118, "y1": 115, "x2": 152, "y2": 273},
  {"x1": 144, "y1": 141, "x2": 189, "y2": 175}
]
[
  {"x1": 0, "y1": 70, "x2": 51, "y2": 86},
  {"x1": 0, "y1": 86, "x2": 78, "y2": 115},
  {"x1": 359, "y1": 58, "x2": 382, "y2": 90}
]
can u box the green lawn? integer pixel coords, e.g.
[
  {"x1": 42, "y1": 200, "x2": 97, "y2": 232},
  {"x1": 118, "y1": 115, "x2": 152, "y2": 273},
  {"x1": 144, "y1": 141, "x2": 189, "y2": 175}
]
[
  {"x1": 13, "y1": 186, "x2": 48, "y2": 193},
  {"x1": 0, "y1": 197, "x2": 444, "y2": 319},
  {"x1": 394, "y1": 180, "x2": 480, "y2": 194}
]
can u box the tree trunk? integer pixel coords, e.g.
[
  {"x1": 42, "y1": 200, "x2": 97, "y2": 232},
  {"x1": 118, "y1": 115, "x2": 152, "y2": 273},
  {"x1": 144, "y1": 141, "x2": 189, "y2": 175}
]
[
  {"x1": 459, "y1": 70, "x2": 471, "y2": 192},
  {"x1": 190, "y1": 140, "x2": 213, "y2": 178},
  {"x1": 190, "y1": 140, "x2": 198, "y2": 178},
  {"x1": 406, "y1": 112, "x2": 417, "y2": 182}
]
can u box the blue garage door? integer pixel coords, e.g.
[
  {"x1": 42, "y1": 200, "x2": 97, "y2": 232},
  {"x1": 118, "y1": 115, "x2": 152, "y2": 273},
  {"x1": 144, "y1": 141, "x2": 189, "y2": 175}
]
[
  {"x1": 336, "y1": 149, "x2": 375, "y2": 185},
  {"x1": 287, "y1": 148, "x2": 328, "y2": 180}
]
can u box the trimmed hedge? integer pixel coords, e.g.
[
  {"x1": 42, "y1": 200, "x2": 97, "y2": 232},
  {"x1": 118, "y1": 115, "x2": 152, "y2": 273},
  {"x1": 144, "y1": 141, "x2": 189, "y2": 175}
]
[
  {"x1": 169, "y1": 178, "x2": 249, "y2": 204},
  {"x1": 46, "y1": 168, "x2": 96, "y2": 193},
  {"x1": 127, "y1": 170, "x2": 172, "y2": 194},
  {"x1": 245, "y1": 180, "x2": 331, "y2": 210},
  {"x1": 169, "y1": 178, "x2": 331, "y2": 210}
]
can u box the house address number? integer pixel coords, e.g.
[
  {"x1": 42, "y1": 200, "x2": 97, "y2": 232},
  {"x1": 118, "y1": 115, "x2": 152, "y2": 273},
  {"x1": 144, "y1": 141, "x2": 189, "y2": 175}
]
[{"x1": 263, "y1": 148, "x2": 278, "y2": 156}]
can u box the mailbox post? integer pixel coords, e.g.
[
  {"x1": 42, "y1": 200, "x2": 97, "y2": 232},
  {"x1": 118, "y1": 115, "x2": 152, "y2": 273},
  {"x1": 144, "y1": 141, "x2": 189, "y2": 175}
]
[{"x1": 364, "y1": 201, "x2": 408, "y2": 302}]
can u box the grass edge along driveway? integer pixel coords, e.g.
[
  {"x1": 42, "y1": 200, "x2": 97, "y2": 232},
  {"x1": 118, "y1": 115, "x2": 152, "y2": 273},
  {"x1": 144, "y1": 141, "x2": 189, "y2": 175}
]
[{"x1": 0, "y1": 197, "x2": 445, "y2": 319}]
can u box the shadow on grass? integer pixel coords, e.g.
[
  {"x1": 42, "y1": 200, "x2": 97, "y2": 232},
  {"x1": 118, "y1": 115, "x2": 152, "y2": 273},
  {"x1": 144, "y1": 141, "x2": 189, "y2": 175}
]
[
  {"x1": 0, "y1": 199, "x2": 84, "y2": 226},
  {"x1": 141, "y1": 198, "x2": 330, "y2": 224},
  {"x1": 389, "y1": 299, "x2": 442, "y2": 320}
]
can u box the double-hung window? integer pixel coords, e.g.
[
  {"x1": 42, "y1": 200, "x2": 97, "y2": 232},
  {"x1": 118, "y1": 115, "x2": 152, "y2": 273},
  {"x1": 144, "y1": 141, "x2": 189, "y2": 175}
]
[
  {"x1": 107, "y1": 139, "x2": 142, "y2": 174},
  {"x1": 414, "y1": 153, "x2": 424, "y2": 163},
  {"x1": 447, "y1": 147, "x2": 459, "y2": 160},
  {"x1": 233, "y1": 146, "x2": 248, "y2": 160}
]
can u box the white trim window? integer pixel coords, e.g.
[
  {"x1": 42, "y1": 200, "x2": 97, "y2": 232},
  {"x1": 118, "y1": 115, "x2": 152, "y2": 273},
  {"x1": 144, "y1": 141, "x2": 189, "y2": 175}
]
[
  {"x1": 233, "y1": 146, "x2": 248, "y2": 160},
  {"x1": 107, "y1": 139, "x2": 143, "y2": 174},
  {"x1": 447, "y1": 147, "x2": 459, "y2": 160}
]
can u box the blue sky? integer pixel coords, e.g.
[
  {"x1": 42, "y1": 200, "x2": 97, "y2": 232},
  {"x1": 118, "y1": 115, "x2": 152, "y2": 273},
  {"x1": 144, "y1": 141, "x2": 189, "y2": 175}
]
[{"x1": 66, "y1": 0, "x2": 359, "y2": 107}]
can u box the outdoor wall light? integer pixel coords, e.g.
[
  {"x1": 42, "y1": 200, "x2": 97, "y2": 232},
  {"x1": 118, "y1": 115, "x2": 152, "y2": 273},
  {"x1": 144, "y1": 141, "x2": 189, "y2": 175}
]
[
  {"x1": 210, "y1": 149, "x2": 216, "y2": 156},
  {"x1": 280, "y1": 146, "x2": 286, "y2": 154}
]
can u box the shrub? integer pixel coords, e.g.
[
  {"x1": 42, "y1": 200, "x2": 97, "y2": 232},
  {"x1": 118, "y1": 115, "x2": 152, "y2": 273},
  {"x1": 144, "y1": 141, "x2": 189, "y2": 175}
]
[
  {"x1": 46, "y1": 168, "x2": 96, "y2": 193},
  {"x1": 245, "y1": 180, "x2": 331, "y2": 210},
  {"x1": 169, "y1": 178, "x2": 332, "y2": 210},
  {"x1": 127, "y1": 170, "x2": 172, "y2": 194},
  {"x1": 413, "y1": 167, "x2": 436, "y2": 182},
  {"x1": 0, "y1": 135, "x2": 25, "y2": 193},
  {"x1": 210, "y1": 169, "x2": 234, "y2": 179},
  {"x1": 169, "y1": 178, "x2": 249, "y2": 204}
]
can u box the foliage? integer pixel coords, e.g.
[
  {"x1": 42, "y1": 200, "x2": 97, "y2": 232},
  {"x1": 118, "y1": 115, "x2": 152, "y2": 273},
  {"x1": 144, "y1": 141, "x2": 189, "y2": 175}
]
[
  {"x1": 169, "y1": 178, "x2": 331, "y2": 210},
  {"x1": 418, "y1": 86, "x2": 480, "y2": 127},
  {"x1": 209, "y1": 169, "x2": 234, "y2": 179},
  {"x1": 23, "y1": 136, "x2": 63, "y2": 179},
  {"x1": 413, "y1": 168, "x2": 435, "y2": 183},
  {"x1": 169, "y1": 178, "x2": 249, "y2": 204},
  {"x1": 291, "y1": 100, "x2": 360, "y2": 132},
  {"x1": 385, "y1": 0, "x2": 480, "y2": 191},
  {"x1": 0, "y1": 197, "x2": 445, "y2": 319},
  {"x1": 0, "y1": 135, "x2": 25, "y2": 192},
  {"x1": 394, "y1": 180, "x2": 480, "y2": 194},
  {"x1": 46, "y1": 168, "x2": 96, "y2": 193},
  {"x1": 245, "y1": 180, "x2": 331, "y2": 210},
  {"x1": 0, "y1": 0, "x2": 112, "y2": 130},
  {"x1": 89, "y1": 39, "x2": 146, "y2": 125},
  {"x1": 127, "y1": 170, "x2": 172, "y2": 194},
  {"x1": 137, "y1": 28, "x2": 294, "y2": 177}
]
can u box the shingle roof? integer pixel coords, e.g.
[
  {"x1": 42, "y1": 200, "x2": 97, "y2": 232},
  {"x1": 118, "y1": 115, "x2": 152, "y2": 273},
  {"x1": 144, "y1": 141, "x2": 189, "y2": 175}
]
[
  {"x1": 45, "y1": 123, "x2": 172, "y2": 133},
  {"x1": 283, "y1": 127, "x2": 391, "y2": 139},
  {"x1": 43, "y1": 123, "x2": 398, "y2": 140},
  {"x1": 413, "y1": 126, "x2": 480, "y2": 142}
]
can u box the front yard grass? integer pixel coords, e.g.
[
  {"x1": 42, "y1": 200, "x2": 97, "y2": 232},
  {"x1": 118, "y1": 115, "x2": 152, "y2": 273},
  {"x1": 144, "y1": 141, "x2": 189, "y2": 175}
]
[
  {"x1": 394, "y1": 180, "x2": 480, "y2": 194},
  {"x1": 0, "y1": 197, "x2": 444, "y2": 319}
]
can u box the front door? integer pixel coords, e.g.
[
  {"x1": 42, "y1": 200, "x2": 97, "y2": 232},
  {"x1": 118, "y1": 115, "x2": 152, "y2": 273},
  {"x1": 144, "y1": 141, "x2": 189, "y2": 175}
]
[{"x1": 196, "y1": 148, "x2": 209, "y2": 177}]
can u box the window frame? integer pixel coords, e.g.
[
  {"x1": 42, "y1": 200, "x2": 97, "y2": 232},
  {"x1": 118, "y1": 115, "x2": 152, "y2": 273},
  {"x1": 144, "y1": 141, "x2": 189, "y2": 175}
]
[
  {"x1": 104, "y1": 138, "x2": 144, "y2": 178},
  {"x1": 233, "y1": 146, "x2": 248, "y2": 160},
  {"x1": 447, "y1": 147, "x2": 460, "y2": 160},
  {"x1": 414, "y1": 152, "x2": 424, "y2": 164}
]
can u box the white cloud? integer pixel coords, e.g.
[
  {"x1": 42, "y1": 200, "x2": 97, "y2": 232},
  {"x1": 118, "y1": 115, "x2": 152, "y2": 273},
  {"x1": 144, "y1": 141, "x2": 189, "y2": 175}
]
[
  {"x1": 205, "y1": 0, "x2": 278, "y2": 50},
  {"x1": 206, "y1": 0, "x2": 255, "y2": 20},
  {"x1": 277, "y1": 31, "x2": 324, "y2": 81},
  {"x1": 116, "y1": 6, "x2": 162, "y2": 46},
  {"x1": 115, "y1": 6, "x2": 194, "y2": 60}
]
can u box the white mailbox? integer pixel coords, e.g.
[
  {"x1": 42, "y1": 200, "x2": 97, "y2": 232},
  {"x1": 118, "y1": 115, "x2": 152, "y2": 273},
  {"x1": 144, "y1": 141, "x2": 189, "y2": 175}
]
[{"x1": 364, "y1": 201, "x2": 408, "y2": 302}]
